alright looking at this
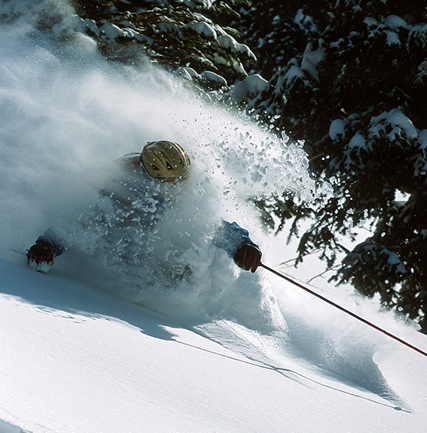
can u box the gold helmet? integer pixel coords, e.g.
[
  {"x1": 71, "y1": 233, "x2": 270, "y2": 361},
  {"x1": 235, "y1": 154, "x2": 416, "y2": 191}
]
[{"x1": 140, "y1": 140, "x2": 191, "y2": 182}]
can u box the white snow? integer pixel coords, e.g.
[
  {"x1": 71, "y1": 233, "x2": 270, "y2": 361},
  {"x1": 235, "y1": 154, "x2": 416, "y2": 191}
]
[
  {"x1": 230, "y1": 74, "x2": 268, "y2": 103},
  {"x1": 329, "y1": 118, "x2": 346, "y2": 141},
  {"x1": 419, "y1": 129, "x2": 427, "y2": 149},
  {"x1": 52, "y1": 14, "x2": 97, "y2": 37},
  {"x1": 280, "y1": 42, "x2": 325, "y2": 90},
  {"x1": 364, "y1": 17, "x2": 378, "y2": 27},
  {"x1": 301, "y1": 42, "x2": 325, "y2": 81},
  {"x1": 365, "y1": 15, "x2": 408, "y2": 31},
  {"x1": 1, "y1": 2, "x2": 427, "y2": 432},
  {"x1": 384, "y1": 15, "x2": 408, "y2": 30},
  {"x1": 284, "y1": 63, "x2": 306, "y2": 86},
  {"x1": 348, "y1": 132, "x2": 367, "y2": 149},
  {"x1": 210, "y1": 52, "x2": 248, "y2": 76},
  {"x1": 193, "y1": 0, "x2": 215, "y2": 8},
  {"x1": 187, "y1": 20, "x2": 217, "y2": 39},
  {"x1": 371, "y1": 109, "x2": 418, "y2": 141},
  {"x1": 200, "y1": 70, "x2": 228, "y2": 86},
  {"x1": 1, "y1": 246, "x2": 427, "y2": 433},
  {"x1": 175, "y1": 66, "x2": 201, "y2": 81},
  {"x1": 100, "y1": 22, "x2": 125, "y2": 40},
  {"x1": 386, "y1": 31, "x2": 401, "y2": 46},
  {"x1": 384, "y1": 250, "x2": 406, "y2": 273},
  {"x1": 159, "y1": 21, "x2": 183, "y2": 37},
  {"x1": 217, "y1": 34, "x2": 256, "y2": 60},
  {"x1": 294, "y1": 9, "x2": 318, "y2": 33}
]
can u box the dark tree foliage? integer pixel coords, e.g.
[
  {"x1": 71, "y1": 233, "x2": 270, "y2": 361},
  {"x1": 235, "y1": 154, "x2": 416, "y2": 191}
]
[
  {"x1": 240, "y1": 1, "x2": 427, "y2": 331},
  {"x1": 72, "y1": 0, "x2": 255, "y2": 91},
  {"x1": 231, "y1": 0, "x2": 318, "y2": 80}
]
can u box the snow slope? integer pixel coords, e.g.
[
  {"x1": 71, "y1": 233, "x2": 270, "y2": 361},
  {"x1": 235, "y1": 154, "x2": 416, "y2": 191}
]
[
  {"x1": 1, "y1": 1, "x2": 426, "y2": 432},
  {"x1": 1, "y1": 255, "x2": 426, "y2": 433}
]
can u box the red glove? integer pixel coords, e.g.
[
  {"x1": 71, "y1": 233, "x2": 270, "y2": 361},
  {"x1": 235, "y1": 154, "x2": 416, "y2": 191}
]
[
  {"x1": 234, "y1": 244, "x2": 262, "y2": 273},
  {"x1": 27, "y1": 241, "x2": 55, "y2": 266}
]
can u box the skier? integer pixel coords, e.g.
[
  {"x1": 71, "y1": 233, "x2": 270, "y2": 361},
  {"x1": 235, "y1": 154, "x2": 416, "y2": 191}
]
[{"x1": 26, "y1": 140, "x2": 262, "y2": 274}]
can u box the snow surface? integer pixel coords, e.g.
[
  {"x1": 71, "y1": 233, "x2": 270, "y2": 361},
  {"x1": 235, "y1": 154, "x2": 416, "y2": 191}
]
[
  {"x1": 1, "y1": 251, "x2": 427, "y2": 433},
  {"x1": 1, "y1": 1, "x2": 427, "y2": 432}
]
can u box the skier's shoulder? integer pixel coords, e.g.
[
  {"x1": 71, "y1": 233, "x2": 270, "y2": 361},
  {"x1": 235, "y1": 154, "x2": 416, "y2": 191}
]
[
  {"x1": 115, "y1": 153, "x2": 141, "y2": 170},
  {"x1": 101, "y1": 153, "x2": 143, "y2": 198}
]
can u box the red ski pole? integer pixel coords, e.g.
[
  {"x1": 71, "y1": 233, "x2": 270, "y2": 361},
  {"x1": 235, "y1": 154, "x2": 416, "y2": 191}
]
[{"x1": 260, "y1": 263, "x2": 427, "y2": 358}]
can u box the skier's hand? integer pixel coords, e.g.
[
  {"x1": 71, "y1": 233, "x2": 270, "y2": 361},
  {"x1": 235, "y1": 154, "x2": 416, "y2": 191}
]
[
  {"x1": 234, "y1": 243, "x2": 262, "y2": 273},
  {"x1": 27, "y1": 241, "x2": 55, "y2": 266}
]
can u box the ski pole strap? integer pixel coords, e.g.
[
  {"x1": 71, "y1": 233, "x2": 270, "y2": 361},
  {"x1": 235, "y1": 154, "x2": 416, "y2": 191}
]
[{"x1": 259, "y1": 263, "x2": 427, "y2": 358}]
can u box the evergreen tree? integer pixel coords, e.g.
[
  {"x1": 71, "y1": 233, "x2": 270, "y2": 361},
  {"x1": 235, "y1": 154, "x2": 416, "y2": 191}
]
[
  {"x1": 240, "y1": 1, "x2": 427, "y2": 331},
  {"x1": 71, "y1": 0, "x2": 256, "y2": 92},
  {"x1": 233, "y1": 0, "x2": 318, "y2": 80}
]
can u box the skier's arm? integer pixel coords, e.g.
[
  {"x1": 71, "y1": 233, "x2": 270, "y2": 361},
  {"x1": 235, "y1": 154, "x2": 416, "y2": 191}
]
[
  {"x1": 27, "y1": 230, "x2": 65, "y2": 267},
  {"x1": 213, "y1": 221, "x2": 262, "y2": 272},
  {"x1": 35, "y1": 231, "x2": 65, "y2": 257}
]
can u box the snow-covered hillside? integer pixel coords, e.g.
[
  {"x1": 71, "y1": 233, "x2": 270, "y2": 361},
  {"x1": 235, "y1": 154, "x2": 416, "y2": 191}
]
[
  {"x1": 1, "y1": 1, "x2": 426, "y2": 432},
  {"x1": 1, "y1": 254, "x2": 427, "y2": 433}
]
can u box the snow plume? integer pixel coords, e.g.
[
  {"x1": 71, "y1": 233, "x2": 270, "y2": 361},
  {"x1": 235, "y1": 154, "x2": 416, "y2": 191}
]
[
  {"x1": 0, "y1": 0, "x2": 307, "y2": 318},
  {"x1": 0, "y1": 0, "x2": 415, "y2": 402}
]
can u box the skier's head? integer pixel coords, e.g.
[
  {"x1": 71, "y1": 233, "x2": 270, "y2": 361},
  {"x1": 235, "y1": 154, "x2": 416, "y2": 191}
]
[{"x1": 140, "y1": 140, "x2": 191, "y2": 183}]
